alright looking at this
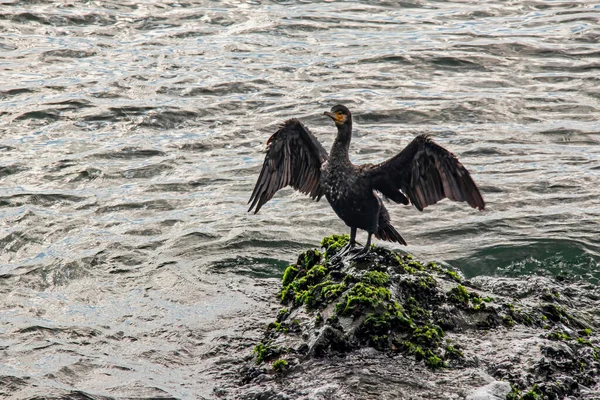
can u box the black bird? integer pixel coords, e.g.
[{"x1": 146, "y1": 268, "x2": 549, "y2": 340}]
[{"x1": 248, "y1": 105, "x2": 485, "y2": 259}]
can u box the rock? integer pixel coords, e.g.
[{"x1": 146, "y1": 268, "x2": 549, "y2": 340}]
[
  {"x1": 219, "y1": 235, "x2": 600, "y2": 400},
  {"x1": 466, "y1": 381, "x2": 512, "y2": 400}
]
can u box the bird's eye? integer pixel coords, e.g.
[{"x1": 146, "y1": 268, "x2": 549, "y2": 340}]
[{"x1": 336, "y1": 111, "x2": 343, "y2": 116}]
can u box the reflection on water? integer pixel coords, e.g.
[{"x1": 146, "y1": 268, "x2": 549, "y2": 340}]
[
  {"x1": 210, "y1": 256, "x2": 290, "y2": 278},
  {"x1": 1, "y1": 0, "x2": 599, "y2": 397}
]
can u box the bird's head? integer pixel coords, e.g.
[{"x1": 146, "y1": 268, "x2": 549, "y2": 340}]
[{"x1": 324, "y1": 104, "x2": 351, "y2": 126}]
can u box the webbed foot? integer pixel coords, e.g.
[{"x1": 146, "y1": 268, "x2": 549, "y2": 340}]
[
  {"x1": 329, "y1": 242, "x2": 354, "y2": 263},
  {"x1": 348, "y1": 245, "x2": 371, "y2": 261}
]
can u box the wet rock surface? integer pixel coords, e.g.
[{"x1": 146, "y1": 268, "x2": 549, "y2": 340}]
[{"x1": 216, "y1": 236, "x2": 600, "y2": 400}]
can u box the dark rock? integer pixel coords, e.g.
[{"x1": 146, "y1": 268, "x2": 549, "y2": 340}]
[{"x1": 220, "y1": 236, "x2": 600, "y2": 400}]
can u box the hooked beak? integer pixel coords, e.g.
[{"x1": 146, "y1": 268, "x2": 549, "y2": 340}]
[
  {"x1": 324, "y1": 111, "x2": 346, "y2": 125},
  {"x1": 324, "y1": 111, "x2": 344, "y2": 124}
]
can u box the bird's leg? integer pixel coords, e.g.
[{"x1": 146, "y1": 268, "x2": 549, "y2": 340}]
[
  {"x1": 349, "y1": 232, "x2": 373, "y2": 260},
  {"x1": 349, "y1": 227, "x2": 357, "y2": 248},
  {"x1": 330, "y1": 227, "x2": 357, "y2": 262}
]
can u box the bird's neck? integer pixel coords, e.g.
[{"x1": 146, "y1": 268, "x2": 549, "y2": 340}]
[{"x1": 330, "y1": 123, "x2": 352, "y2": 164}]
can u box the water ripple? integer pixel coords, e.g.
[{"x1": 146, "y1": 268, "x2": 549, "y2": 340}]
[{"x1": 1, "y1": 0, "x2": 599, "y2": 397}]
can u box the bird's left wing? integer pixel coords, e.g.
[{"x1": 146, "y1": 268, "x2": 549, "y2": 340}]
[
  {"x1": 248, "y1": 118, "x2": 329, "y2": 214},
  {"x1": 364, "y1": 134, "x2": 485, "y2": 211}
]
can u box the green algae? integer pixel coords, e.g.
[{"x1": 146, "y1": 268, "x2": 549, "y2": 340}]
[
  {"x1": 362, "y1": 271, "x2": 390, "y2": 286},
  {"x1": 391, "y1": 322, "x2": 447, "y2": 369},
  {"x1": 267, "y1": 321, "x2": 282, "y2": 332},
  {"x1": 320, "y1": 234, "x2": 349, "y2": 250},
  {"x1": 425, "y1": 261, "x2": 441, "y2": 272},
  {"x1": 408, "y1": 260, "x2": 425, "y2": 271},
  {"x1": 399, "y1": 340, "x2": 445, "y2": 369},
  {"x1": 471, "y1": 296, "x2": 482, "y2": 306},
  {"x1": 321, "y1": 281, "x2": 346, "y2": 300},
  {"x1": 281, "y1": 266, "x2": 298, "y2": 287},
  {"x1": 394, "y1": 254, "x2": 430, "y2": 275},
  {"x1": 301, "y1": 249, "x2": 322, "y2": 268},
  {"x1": 335, "y1": 282, "x2": 391, "y2": 315},
  {"x1": 507, "y1": 384, "x2": 542, "y2": 400},
  {"x1": 447, "y1": 284, "x2": 470, "y2": 305},
  {"x1": 253, "y1": 341, "x2": 279, "y2": 364},
  {"x1": 548, "y1": 331, "x2": 571, "y2": 341},
  {"x1": 397, "y1": 274, "x2": 438, "y2": 305},
  {"x1": 542, "y1": 287, "x2": 561, "y2": 302},
  {"x1": 547, "y1": 329, "x2": 597, "y2": 348},
  {"x1": 321, "y1": 234, "x2": 349, "y2": 259},
  {"x1": 444, "y1": 269, "x2": 463, "y2": 283},
  {"x1": 500, "y1": 301, "x2": 546, "y2": 328},
  {"x1": 444, "y1": 344, "x2": 464, "y2": 360},
  {"x1": 417, "y1": 275, "x2": 436, "y2": 289},
  {"x1": 411, "y1": 324, "x2": 444, "y2": 348},
  {"x1": 293, "y1": 279, "x2": 347, "y2": 309},
  {"x1": 272, "y1": 359, "x2": 288, "y2": 373},
  {"x1": 359, "y1": 306, "x2": 413, "y2": 349},
  {"x1": 281, "y1": 263, "x2": 330, "y2": 307},
  {"x1": 405, "y1": 296, "x2": 430, "y2": 320},
  {"x1": 426, "y1": 354, "x2": 445, "y2": 369},
  {"x1": 267, "y1": 318, "x2": 302, "y2": 334},
  {"x1": 253, "y1": 343, "x2": 267, "y2": 363},
  {"x1": 277, "y1": 308, "x2": 288, "y2": 322},
  {"x1": 576, "y1": 337, "x2": 591, "y2": 346},
  {"x1": 423, "y1": 260, "x2": 462, "y2": 283},
  {"x1": 582, "y1": 328, "x2": 592, "y2": 336},
  {"x1": 447, "y1": 284, "x2": 487, "y2": 311},
  {"x1": 396, "y1": 255, "x2": 418, "y2": 274}
]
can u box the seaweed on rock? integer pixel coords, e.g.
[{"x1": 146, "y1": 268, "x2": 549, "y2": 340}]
[{"x1": 241, "y1": 236, "x2": 600, "y2": 400}]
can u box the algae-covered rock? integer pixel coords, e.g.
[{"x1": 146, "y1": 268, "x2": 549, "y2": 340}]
[
  {"x1": 254, "y1": 235, "x2": 498, "y2": 369},
  {"x1": 230, "y1": 236, "x2": 600, "y2": 400}
]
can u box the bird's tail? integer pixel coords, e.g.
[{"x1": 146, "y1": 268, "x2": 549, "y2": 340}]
[{"x1": 376, "y1": 224, "x2": 407, "y2": 246}]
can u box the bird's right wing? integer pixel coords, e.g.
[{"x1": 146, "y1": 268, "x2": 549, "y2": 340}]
[{"x1": 248, "y1": 118, "x2": 329, "y2": 214}]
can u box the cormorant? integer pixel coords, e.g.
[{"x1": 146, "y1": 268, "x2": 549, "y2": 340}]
[{"x1": 248, "y1": 105, "x2": 485, "y2": 259}]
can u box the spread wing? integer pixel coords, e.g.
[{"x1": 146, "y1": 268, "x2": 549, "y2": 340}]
[
  {"x1": 366, "y1": 134, "x2": 485, "y2": 211},
  {"x1": 248, "y1": 118, "x2": 329, "y2": 214}
]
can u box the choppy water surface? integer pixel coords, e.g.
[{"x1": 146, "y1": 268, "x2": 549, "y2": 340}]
[{"x1": 1, "y1": 0, "x2": 599, "y2": 397}]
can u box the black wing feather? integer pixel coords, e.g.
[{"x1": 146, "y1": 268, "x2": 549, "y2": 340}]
[
  {"x1": 248, "y1": 119, "x2": 328, "y2": 214},
  {"x1": 367, "y1": 134, "x2": 484, "y2": 211}
]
